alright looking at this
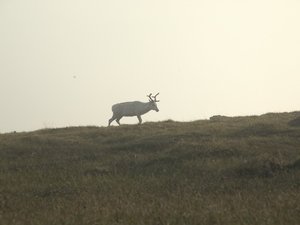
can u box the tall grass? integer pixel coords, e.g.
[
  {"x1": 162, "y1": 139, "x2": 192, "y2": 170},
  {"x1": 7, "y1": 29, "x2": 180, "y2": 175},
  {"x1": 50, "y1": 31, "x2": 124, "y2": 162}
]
[{"x1": 1, "y1": 112, "x2": 300, "y2": 224}]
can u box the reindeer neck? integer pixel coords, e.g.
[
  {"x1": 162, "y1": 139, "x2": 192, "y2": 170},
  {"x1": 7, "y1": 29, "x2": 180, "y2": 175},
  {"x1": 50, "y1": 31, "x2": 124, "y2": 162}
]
[{"x1": 138, "y1": 101, "x2": 152, "y2": 115}]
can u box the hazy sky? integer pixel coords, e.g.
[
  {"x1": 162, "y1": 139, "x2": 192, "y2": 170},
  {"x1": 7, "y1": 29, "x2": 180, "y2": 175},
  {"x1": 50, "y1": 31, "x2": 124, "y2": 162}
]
[{"x1": 1, "y1": 0, "x2": 300, "y2": 132}]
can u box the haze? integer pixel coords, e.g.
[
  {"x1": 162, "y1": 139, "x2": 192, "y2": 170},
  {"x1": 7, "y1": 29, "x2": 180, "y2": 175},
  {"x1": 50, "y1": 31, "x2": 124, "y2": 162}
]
[{"x1": 1, "y1": 0, "x2": 300, "y2": 132}]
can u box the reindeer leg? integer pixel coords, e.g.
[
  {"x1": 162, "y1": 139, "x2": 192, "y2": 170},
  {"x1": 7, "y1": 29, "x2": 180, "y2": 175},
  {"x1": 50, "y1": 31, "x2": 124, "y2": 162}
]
[
  {"x1": 116, "y1": 117, "x2": 122, "y2": 126},
  {"x1": 137, "y1": 115, "x2": 142, "y2": 124},
  {"x1": 108, "y1": 118, "x2": 115, "y2": 126},
  {"x1": 108, "y1": 114, "x2": 117, "y2": 126}
]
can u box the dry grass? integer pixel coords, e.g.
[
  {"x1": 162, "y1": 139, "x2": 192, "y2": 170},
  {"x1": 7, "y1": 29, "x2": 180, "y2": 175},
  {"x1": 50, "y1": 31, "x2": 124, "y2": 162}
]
[{"x1": 1, "y1": 112, "x2": 300, "y2": 225}]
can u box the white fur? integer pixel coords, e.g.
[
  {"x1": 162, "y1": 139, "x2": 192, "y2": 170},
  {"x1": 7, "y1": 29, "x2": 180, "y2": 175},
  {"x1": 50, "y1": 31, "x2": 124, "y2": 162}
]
[{"x1": 108, "y1": 101, "x2": 159, "y2": 126}]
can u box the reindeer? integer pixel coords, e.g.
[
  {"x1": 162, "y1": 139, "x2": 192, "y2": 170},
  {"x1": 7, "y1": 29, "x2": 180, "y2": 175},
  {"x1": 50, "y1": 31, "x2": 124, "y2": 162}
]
[{"x1": 108, "y1": 93, "x2": 160, "y2": 126}]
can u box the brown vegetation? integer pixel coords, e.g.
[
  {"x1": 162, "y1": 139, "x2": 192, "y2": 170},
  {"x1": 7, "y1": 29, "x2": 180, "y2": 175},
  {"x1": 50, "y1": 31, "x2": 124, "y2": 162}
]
[{"x1": 1, "y1": 111, "x2": 300, "y2": 224}]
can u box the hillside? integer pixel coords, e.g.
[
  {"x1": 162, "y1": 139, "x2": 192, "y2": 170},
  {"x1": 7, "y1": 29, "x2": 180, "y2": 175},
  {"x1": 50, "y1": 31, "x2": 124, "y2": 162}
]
[{"x1": 1, "y1": 111, "x2": 300, "y2": 225}]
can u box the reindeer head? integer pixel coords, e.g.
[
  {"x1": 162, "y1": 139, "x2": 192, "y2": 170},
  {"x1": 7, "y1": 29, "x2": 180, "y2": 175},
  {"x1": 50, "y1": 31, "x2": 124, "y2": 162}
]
[{"x1": 147, "y1": 93, "x2": 160, "y2": 112}]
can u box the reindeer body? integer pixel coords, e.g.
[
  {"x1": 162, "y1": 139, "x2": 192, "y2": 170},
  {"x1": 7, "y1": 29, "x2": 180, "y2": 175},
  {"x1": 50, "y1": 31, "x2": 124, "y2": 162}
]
[{"x1": 108, "y1": 93, "x2": 159, "y2": 126}]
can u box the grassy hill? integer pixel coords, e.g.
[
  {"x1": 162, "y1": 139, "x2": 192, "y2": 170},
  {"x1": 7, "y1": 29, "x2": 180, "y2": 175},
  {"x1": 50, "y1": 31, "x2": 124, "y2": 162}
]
[{"x1": 1, "y1": 112, "x2": 300, "y2": 225}]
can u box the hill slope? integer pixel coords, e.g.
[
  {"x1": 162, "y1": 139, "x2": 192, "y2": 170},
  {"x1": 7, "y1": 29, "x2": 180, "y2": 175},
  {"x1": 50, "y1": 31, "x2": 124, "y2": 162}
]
[{"x1": 1, "y1": 112, "x2": 300, "y2": 225}]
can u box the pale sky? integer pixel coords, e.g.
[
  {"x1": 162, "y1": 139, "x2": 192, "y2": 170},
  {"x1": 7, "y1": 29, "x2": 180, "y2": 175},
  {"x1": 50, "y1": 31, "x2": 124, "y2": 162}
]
[{"x1": 1, "y1": 0, "x2": 300, "y2": 132}]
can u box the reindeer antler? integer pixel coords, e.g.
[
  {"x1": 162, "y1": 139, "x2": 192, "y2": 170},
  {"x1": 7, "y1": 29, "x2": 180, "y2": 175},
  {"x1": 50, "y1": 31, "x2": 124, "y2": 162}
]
[
  {"x1": 147, "y1": 93, "x2": 160, "y2": 102},
  {"x1": 147, "y1": 93, "x2": 153, "y2": 101},
  {"x1": 152, "y1": 93, "x2": 160, "y2": 102}
]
